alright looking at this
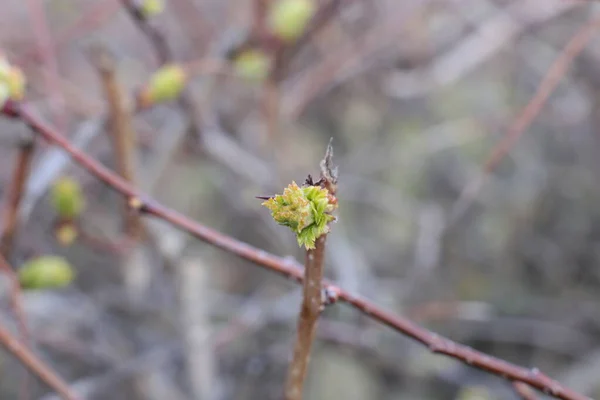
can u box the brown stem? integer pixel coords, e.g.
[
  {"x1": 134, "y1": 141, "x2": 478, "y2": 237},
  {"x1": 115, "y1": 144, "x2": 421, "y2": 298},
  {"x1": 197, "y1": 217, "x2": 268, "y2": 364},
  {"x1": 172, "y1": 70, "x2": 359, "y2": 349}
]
[
  {"x1": 0, "y1": 322, "x2": 79, "y2": 400},
  {"x1": 514, "y1": 381, "x2": 540, "y2": 400},
  {"x1": 0, "y1": 254, "x2": 32, "y2": 400},
  {"x1": 1, "y1": 136, "x2": 36, "y2": 257},
  {"x1": 284, "y1": 235, "x2": 327, "y2": 400},
  {"x1": 93, "y1": 46, "x2": 143, "y2": 239},
  {"x1": 4, "y1": 102, "x2": 589, "y2": 400}
]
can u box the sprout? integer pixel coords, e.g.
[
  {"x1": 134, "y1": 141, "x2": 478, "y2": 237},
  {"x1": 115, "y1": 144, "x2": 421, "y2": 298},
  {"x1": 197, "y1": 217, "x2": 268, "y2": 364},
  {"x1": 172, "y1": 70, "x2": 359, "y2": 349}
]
[
  {"x1": 19, "y1": 256, "x2": 75, "y2": 290},
  {"x1": 267, "y1": 0, "x2": 316, "y2": 43},
  {"x1": 262, "y1": 181, "x2": 337, "y2": 249},
  {"x1": 233, "y1": 49, "x2": 272, "y2": 82},
  {"x1": 0, "y1": 54, "x2": 26, "y2": 108},
  {"x1": 137, "y1": 0, "x2": 165, "y2": 18},
  {"x1": 52, "y1": 177, "x2": 85, "y2": 219},
  {"x1": 138, "y1": 64, "x2": 187, "y2": 108}
]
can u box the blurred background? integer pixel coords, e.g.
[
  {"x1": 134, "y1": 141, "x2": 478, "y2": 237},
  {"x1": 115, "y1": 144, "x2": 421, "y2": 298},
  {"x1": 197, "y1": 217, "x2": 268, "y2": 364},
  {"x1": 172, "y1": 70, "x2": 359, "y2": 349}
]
[{"x1": 1, "y1": 0, "x2": 600, "y2": 399}]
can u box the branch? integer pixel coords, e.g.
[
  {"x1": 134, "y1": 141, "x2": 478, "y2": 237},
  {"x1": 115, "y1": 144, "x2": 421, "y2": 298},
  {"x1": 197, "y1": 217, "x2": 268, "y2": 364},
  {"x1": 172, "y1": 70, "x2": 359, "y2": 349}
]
[
  {"x1": 0, "y1": 254, "x2": 31, "y2": 400},
  {"x1": 2, "y1": 102, "x2": 590, "y2": 400},
  {"x1": 93, "y1": 46, "x2": 144, "y2": 239},
  {"x1": 1, "y1": 136, "x2": 35, "y2": 256},
  {"x1": 0, "y1": 321, "x2": 79, "y2": 400},
  {"x1": 450, "y1": 16, "x2": 600, "y2": 223}
]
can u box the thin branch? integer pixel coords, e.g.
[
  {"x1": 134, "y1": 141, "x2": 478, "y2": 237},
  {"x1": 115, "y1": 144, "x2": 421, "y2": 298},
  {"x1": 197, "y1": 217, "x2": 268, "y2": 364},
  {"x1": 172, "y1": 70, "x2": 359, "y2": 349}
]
[
  {"x1": 285, "y1": 235, "x2": 327, "y2": 400},
  {"x1": 1, "y1": 136, "x2": 36, "y2": 257},
  {"x1": 3, "y1": 102, "x2": 590, "y2": 400},
  {"x1": 93, "y1": 46, "x2": 144, "y2": 239},
  {"x1": 514, "y1": 381, "x2": 540, "y2": 400},
  {"x1": 0, "y1": 254, "x2": 32, "y2": 400},
  {"x1": 450, "y1": 16, "x2": 600, "y2": 223},
  {"x1": 0, "y1": 322, "x2": 79, "y2": 400}
]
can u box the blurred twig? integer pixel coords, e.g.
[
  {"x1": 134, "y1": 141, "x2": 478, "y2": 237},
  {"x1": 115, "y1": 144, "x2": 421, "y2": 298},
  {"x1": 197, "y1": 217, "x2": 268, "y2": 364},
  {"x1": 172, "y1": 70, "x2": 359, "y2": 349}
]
[
  {"x1": 449, "y1": 16, "x2": 600, "y2": 222},
  {"x1": 1, "y1": 136, "x2": 35, "y2": 257},
  {"x1": 0, "y1": 254, "x2": 31, "y2": 400},
  {"x1": 2, "y1": 101, "x2": 589, "y2": 400},
  {"x1": 0, "y1": 314, "x2": 78, "y2": 400},
  {"x1": 93, "y1": 46, "x2": 144, "y2": 239}
]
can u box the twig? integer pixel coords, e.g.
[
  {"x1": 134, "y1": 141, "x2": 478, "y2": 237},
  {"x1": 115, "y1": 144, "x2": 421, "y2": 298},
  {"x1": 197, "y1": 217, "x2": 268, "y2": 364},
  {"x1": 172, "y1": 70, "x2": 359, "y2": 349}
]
[
  {"x1": 3, "y1": 102, "x2": 590, "y2": 400},
  {"x1": 284, "y1": 235, "x2": 327, "y2": 400},
  {"x1": 93, "y1": 46, "x2": 143, "y2": 239},
  {"x1": 0, "y1": 254, "x2": 32, "y2": 400},
  {"x1": 1, "y1": 136, "x2": 36, "y2": 257},
  {"x1": 450, "y1": 16, "x2": 600, "y2": 223},
  {"x1": 514, "y1": 381, "x2": 540, "y2": 400},
  {"x1": 0, "y1": 322, "x2": 79, "y2": 400}
]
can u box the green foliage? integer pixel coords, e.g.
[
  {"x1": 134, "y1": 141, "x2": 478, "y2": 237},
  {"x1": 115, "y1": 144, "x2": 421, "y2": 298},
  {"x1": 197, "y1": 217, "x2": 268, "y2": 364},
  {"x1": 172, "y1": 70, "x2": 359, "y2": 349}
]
[
  {"x1": 267, "y1": 0, "x2": 316, "y2": 43},
  {"x1": 19, "y1": 256, "x2": 75, "y2": 290},
  {"x1": 52, "y1": 177, "x2": 85, "y2": 219},
  {"x1": 262, "y1": 181, "x2": 337, "y2": 249}
]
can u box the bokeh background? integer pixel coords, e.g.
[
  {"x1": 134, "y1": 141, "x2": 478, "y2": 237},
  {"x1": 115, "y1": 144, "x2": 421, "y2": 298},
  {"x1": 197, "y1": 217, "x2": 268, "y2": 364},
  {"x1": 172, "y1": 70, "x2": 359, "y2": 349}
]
[{"x1": 1, "y1": 0, "x2": 600, "y2": 399}]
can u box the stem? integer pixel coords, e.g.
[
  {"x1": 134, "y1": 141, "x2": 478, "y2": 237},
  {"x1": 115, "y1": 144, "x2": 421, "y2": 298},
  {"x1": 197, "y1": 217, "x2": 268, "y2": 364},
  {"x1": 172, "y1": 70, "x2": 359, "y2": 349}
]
[
  {"x1": 0, "y1": 254, "x2": 31, "y2": 400},
  {"x1": 6, "y1": 102, "x2": 589, "y2": 400},
  {"x1": 94, "y1": 46, "x2": 143, "y2": 239},
  {"x1": 0, "y1": 323, "x2": 79, "y2": 400},
  {"x1": 284, "y1": 235, "x2": 327, "y2": 400},
  {"x1": 1, "y1": 137, "x2": 35, "y2": 257}
]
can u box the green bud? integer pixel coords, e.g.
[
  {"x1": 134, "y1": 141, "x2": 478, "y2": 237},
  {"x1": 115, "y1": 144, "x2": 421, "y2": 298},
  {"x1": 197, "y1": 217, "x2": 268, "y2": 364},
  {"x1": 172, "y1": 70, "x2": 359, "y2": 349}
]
[
  {"x1": 138, "y1": 64, "x2": 187, "y2": 108},
  {"x1": 0, "y1": 56, "x2": 26, "y2": 108},
  {"x1": 262, "y1": 181, "x2": 337, "y2": 249},
  {"x1": 52, "y1": 177, "x2": 85, "y2": 219},
  {"x1": 233, "y1": 49, "x2": 272, "y2": 82},
  {"x1": 267, "y1": 0, "x2": 316, "y2": 43},
  {"x1": 19, "y1": 256, "x2": 75, "y2": 290},
  {"x1": 138, "y1": 0, "x2": 164, "y2": 18}
]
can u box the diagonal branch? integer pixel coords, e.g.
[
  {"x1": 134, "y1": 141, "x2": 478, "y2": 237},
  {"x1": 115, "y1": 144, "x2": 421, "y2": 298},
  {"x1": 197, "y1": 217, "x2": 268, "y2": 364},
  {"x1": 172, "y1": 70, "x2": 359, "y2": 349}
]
[
  {"x1": 1, "y1": 101, "x2": 590, "y2": 400},
  {"x1": 0, "y1": 321, "x2": 79, "y2": 400}
]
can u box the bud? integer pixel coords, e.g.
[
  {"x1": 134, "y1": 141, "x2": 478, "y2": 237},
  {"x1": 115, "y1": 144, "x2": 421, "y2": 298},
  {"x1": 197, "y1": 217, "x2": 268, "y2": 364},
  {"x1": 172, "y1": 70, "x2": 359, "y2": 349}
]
[
  {"x1": 0, "y1": 55, "x2": 26, "y2": 109},
  {"x1": 138, "y1": 64, "x2": 187, "y2": 108},
  {"x1": 55, "y1": 223, "x2": 78, "y2": 246},
  {"x1": 19, "y1": 256, "x2": 75, "y2": 290},
  {"x1": 137, "y1": 0, "x2": 164, "y2": 18},
  {"x1": 267, "y1": 0, "x2": 316, "y2": 43},
  {"x1": 233, "y1": 49, "x2": 272, "y2": 82},
  {"x1": 262, "y1": 181, "x2": 337, "y2": 249},
  {"x1": 51, "y1": 177, "x2": 85, "y2": 219}
]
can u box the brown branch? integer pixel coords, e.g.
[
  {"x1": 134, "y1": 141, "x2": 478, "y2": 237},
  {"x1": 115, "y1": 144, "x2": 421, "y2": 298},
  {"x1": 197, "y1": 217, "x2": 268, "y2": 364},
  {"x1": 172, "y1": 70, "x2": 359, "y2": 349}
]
[
  {"x1": 514, "y1": 381, "x2": 540, "y2": 400},
  {"x1": 451, "y1": 16, "x2": 600, "y2": 223},
  {"x1": 0, "y1": 254, "x2": 32, "y2": 400},
  {"x1": 2, "y1": 101, "x2": 590, "y2": 400},
  {"x1": 93, "y1": 46, "x2": 143, "y2": 239},
  {"x1": 0, "y1": 321, "x2": 79, "y2": 400},
  {"x1": 1, "y1": 136, "x2": 36, "y2": 257},
  {"x1": 285, "y1": 235, "x2": 327, "y2": 400}
]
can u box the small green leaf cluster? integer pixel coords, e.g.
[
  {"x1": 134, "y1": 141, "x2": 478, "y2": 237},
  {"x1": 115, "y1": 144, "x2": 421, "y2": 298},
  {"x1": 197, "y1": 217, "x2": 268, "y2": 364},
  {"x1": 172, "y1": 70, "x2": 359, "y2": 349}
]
[{"x1": 262, "y1": 181, "x2": 337, "y2": 249}]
